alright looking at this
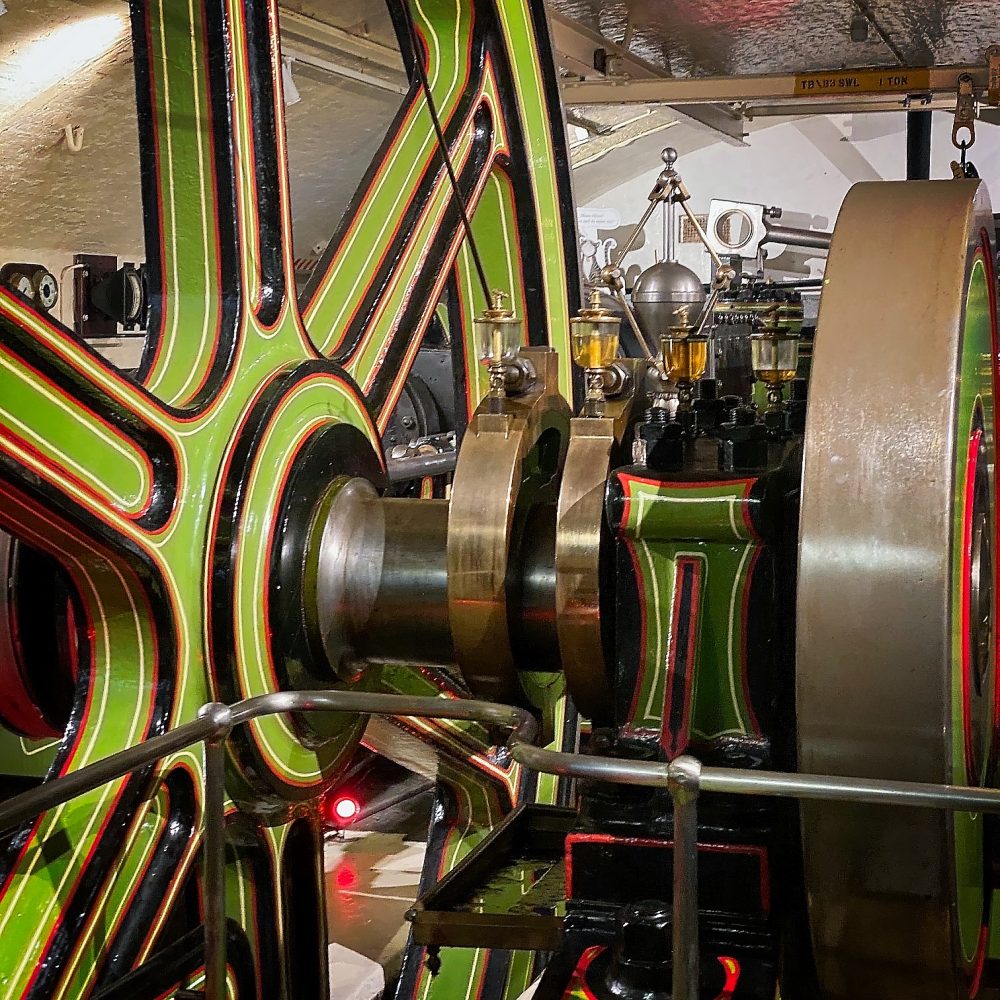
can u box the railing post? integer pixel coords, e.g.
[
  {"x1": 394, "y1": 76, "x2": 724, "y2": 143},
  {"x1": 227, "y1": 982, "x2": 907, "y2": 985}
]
[
  {"x1": 200, "y1": 704, "x2": 233, "y2": 1000},
  {"x1": 668, "y1": 755, "x2": 702, "y2": 1000}
]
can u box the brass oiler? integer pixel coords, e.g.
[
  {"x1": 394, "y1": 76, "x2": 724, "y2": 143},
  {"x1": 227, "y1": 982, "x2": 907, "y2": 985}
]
[
  {"x1": 660, "y1": 334, "x2": 709, "y2": 384},
  {"x1": 571, "y1": 288, "x2": 621, "y2": 415},
  {"x1": 659, "y1": 326, "x2": 709, "y2": 411},
  {"x1": 474, "y1": 290, "x2": 524, "y2": 399},
  {"x1": 748, "y1": 300, "x2": 803, "y2": 411}
]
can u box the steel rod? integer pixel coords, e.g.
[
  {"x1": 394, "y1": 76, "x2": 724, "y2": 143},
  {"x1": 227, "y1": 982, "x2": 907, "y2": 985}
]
[
  {"x1": 0, "y1": 694, "x2": 534, "y2": 838},
  {"x1": 0, "y1": 714, "x2": 220, "y2": 833},
  {"x1": 693, "y1": 286, "x2": 722, "y2": 338},
  {"x1": 509, "y1": 745, "x2": 1000, "y2": 813},
  {"x1": 203, "y1": 735, "x2": 228, "y2": 1000},
  {"x1": 612, "y1": 288, "x2": 654, "y2": 361},
  {"x1": 8, "y1": 686, "x2": 1000, "y2": 1000},
  {"x1": 511, "y1": 742, "x2": 670, "y2": 786},
  {"x1": 227, "y1": 690, "x2": 536, "y2": 742},
  {"x1": 386, "y1": 451, "x2": 457, "y2": 482},
  {"x1": 613, "y1": 197, "x2": 660, "y2": 268},
  {"x1": 762, "y1": 223, "x2": 832, "y2": 251},
  {"x1": 404, "y1": 15, "x2": 491, "y2": 303},
  {"x1": 8, "y1": 696, "x2": 1000, "y2": 838},
  {"x1": 698, "y1": 764, "x2": 1000, "y2": 811},
  {"x1": 669, "y1": 756, "x2": 701, "y2": 1000}
]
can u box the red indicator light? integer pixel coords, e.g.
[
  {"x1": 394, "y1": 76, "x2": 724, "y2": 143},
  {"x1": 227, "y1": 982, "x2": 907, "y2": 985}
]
[{"x1": 329, "y1": 795, "x2": 360, "y2": 824}]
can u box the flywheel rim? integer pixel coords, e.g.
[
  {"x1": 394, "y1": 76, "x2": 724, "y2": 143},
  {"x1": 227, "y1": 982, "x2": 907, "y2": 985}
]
[{"x1": 796, "y1": 179, "x2": 1000, "y2": 999}]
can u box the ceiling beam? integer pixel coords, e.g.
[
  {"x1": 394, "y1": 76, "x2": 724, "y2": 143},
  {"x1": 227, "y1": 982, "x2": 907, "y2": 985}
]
[
  {"x1": 549, "y1": 11, "x2": 746, "y2": 146},
  {"x1": 283, "y1": 46, "x2": 408, "y2": 96},
  {"x1": 668, "y1": 103, "x2": 746, "y2": 143},
  {"x1": 571, "y1": 115, "x2": 678, "y2": 168},
  {"x1": 549, "y1": 10, "x2": 665, "y2": 81},
  {"x1": 745, "y1": 97, "x2": 956, "y2": 118},
  {"x1": 278, "y1": 8, "x2": 402, "y2": 72}
]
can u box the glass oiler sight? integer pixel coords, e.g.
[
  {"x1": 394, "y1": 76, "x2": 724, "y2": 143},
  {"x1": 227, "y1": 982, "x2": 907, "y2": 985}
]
[
  {"x1": 475, "y1": 290, "x2": 523, "y2": 400},
  {"x1": 570, "y1": 289, "x2": 621, "y2": 415},
  {"x1": 747, "y1": 301, "x2": 803, "y2": 412}
]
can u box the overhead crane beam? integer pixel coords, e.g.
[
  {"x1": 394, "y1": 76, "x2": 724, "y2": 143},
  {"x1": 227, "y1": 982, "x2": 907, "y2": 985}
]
[{"x1": 561, "y1": 63, "x2": 991, "y2": 117}]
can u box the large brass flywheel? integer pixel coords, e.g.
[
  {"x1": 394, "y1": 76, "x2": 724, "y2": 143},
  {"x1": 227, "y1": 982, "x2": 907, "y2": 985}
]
[{"x1": 798, "y1": 179, "x2": 999, "y2": 999}]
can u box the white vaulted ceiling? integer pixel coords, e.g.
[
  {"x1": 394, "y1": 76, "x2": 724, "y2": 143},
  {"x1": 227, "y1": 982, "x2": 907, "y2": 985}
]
[{"x1": 2, "y1": 1, "x2": 1000, "y2": 262}]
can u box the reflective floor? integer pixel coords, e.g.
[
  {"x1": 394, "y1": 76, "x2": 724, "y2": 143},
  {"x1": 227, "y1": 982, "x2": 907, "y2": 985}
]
[
  {"x1": 326, "y1": 832, "x2": 425, "y2": 980},
  {"x1": 325, "y1": 780, "x2": 434, "y2": 997}
]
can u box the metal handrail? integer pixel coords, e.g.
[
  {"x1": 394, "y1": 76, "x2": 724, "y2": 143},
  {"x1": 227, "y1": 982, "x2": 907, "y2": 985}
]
[
  {"x1": 4, "y1": 692, "x2": 1000, "y2": 1000},
  {"x1": 0, "y1": 691, "x2": 536, "y2": 1000}
]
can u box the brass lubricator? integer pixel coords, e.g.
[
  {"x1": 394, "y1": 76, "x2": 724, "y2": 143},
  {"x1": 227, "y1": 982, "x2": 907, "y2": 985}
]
[
  {"x1": 660, "y1": 332, "x2": 708, "y2": 410},
  {"x1": 570, "y1": 288, "x2": 624, "y2": 416},
  {"x1": 474, "y1": 290, "x2": 533, "y2": 401},
  {"x1": 714, "y1": 294, "x2": 803, "y2": 419}
]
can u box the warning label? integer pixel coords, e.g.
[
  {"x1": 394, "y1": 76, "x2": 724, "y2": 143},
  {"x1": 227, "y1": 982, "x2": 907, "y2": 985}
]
[{"x1": 794, "y1": 68, "x2": 931, "y2": 96}]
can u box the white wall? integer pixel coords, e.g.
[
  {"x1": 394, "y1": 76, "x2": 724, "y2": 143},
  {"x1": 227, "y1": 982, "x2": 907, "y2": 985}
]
[{"x1": 576, "y1": 111, "x2": 1000, "y2": 286}]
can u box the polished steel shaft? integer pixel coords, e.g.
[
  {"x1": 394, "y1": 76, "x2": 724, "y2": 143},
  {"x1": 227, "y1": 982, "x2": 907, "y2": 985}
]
[{"x1": 313, "y1": 479, "x2": 559, "y2": 679}]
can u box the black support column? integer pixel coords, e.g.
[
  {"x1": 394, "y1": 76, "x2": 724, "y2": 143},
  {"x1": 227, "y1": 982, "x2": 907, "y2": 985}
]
[{"x1": 906, "y1": 106, "x2": 932, "y2": 180}]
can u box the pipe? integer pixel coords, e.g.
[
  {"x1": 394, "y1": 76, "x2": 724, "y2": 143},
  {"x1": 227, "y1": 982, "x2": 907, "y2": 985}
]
[
  {"x1": 386, "y1": 451, "x2": 457, "y2": 482},
  {"x1": 0, "y1": 713, "x2": 221, "y2": 833},
  {"x1": 203, "y1": 734, "x2": 229, "y2": 1000},
  {"x1": 763, "y1": 223, "x2": 832, "y2": 252},
  {"x1": 226, "y1": 690, "x2": 537, "y2": 743},
  {"x1": 9, "y1": 689, "x2": 1000, "y2": 1000},
  {"x1": 506, "y1": 742, "x2": 1000, "y2": 815},
  {"x1": 0, "y1": 691, "x2": 534, "y2": 1000},
  {"x1": 697, "y1": 763, "x2": 1000, "y2": 812},
  {"x1": 509, "y1": 742, "x2": 670, "y2": 787}
]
